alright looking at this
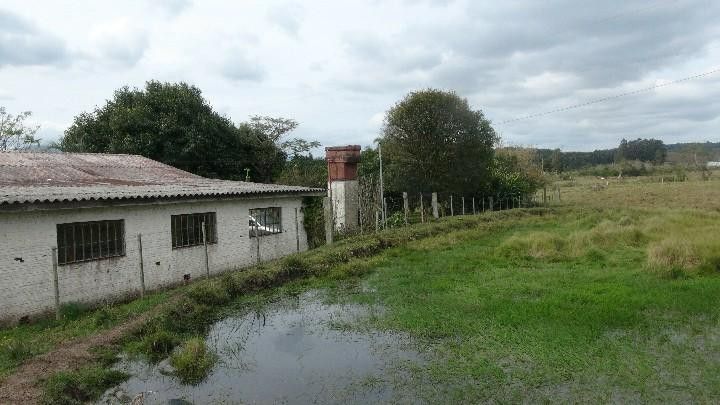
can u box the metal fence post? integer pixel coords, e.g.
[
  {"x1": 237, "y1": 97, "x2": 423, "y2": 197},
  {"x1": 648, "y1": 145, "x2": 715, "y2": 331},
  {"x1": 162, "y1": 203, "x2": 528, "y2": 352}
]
[{"x1": 51, "y1": 247, "x2": 60, "y2": 321}]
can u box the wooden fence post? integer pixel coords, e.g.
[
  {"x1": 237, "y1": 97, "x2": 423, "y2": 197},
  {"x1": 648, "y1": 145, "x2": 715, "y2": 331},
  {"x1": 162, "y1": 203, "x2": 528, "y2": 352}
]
[
  {"x1": 489, "y1": 196, "x2": 494, "y2": 211},
  {"x1": 202, "y1": 222, "x2": 210, "y2": 277},
  {"x1": 323, "y1": 197, "x2": 333, "y2": 245},
  {"x1": 403, "y1": 192, "x2": 409, "y2": 225},
  {"x1": 420, "y1": 194, "x2": 425, "y2": 223},
  {"x1": 375, "y1": 211, "x2": 380, "y2": 232},
  {"x1": 462, "y1": 197, "x2": 465, "y2": 215},
  {"x1": 137, "y1": 234, "x2": 146, "y2": 298},
  {"x1": 294, "y1": 207, "x2": 300, "y2": 252},
  {"x1": 450, "y1": 195, "x2": 454, "y2": 216},
  {"x1": 472, "y1": 197, "x2": 476, "y2": 215},
  {"x1": 431, "y1": 192, "x2": 439, "y2": 219},
  {"x1": 51, "y1": 247, "x2": 60, "y2": 321}
]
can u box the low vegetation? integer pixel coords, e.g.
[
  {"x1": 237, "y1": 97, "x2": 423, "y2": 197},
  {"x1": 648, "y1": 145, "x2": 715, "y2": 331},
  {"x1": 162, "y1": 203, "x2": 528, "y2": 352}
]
[
  {"x1": 41, "y1": 366, "x2": 128, "y2": 405},
  {"x1": 169, "y1": 337, "x2": 217, "y2": 385}
]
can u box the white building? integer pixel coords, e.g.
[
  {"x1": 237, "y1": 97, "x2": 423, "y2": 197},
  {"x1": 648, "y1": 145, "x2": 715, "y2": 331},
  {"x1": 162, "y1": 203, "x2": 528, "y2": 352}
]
[
  {"x1": 707, "y1": 161, "x2": 720, "y2": 168},
  {"x1": 0, "y1": 152, "x2": 323, "y2": 323}
]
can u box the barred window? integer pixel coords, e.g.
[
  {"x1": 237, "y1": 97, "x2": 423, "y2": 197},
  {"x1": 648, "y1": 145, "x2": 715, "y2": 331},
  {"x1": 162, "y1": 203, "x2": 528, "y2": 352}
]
[
  {"x1": 249, "y1": 207, "x2": 282, "y2": 237},
  {"x1": 172, "y1": 212, "x2": 217, "y2": 248},
  {"x1": 57, "y1": 220, "x2": 125, "y2": 265}
]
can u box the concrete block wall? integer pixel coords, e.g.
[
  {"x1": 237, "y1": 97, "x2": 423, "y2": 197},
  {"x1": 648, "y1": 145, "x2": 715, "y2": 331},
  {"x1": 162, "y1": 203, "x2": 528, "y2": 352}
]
[{"x1": 0, "y1": 196, "x2": 309, "y2": 323}]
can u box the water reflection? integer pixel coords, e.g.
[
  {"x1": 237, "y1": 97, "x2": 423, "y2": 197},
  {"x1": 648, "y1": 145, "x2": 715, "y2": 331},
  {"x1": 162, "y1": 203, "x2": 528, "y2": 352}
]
[{"x1": 99, "y1": 290, "x2": 419, "y2": 404}]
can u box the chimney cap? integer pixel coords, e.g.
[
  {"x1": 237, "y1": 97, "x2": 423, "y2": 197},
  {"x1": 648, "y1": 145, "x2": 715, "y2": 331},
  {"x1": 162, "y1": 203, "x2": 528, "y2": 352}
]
[{"x1": 325, "y1": 145, "x2": 361, "y2": 152}]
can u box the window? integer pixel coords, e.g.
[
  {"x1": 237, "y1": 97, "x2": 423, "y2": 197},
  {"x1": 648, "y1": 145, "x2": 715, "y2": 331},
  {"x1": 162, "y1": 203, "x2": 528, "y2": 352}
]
[
  {"x1": 57, "y1": 220, "x2": 125, "y2": 265},
  {"x1": 249, "y1": 207, "x2": 282, "y2": 237},
  {"x1": 172, "y1": 212, "x2": 217, "y2": 248}
]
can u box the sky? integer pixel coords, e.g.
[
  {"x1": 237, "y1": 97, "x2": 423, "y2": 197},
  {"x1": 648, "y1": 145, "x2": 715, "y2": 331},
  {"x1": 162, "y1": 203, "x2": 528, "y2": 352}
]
[{"x1": 0, "y1": 0, "x2": 719, "y2": 152}]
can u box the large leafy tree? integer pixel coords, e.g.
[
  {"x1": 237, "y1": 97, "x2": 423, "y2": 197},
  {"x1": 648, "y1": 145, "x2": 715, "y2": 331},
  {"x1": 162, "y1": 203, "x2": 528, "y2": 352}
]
[
  {"x1": 380, "y1": 89, "x2": 497, "y2": 194},
  {"x1": 0, "y1": 107, "x2": 40, "y2": 151},
  {"x1": 59, "y1": 81, "x2": 285, "y2": 181}
]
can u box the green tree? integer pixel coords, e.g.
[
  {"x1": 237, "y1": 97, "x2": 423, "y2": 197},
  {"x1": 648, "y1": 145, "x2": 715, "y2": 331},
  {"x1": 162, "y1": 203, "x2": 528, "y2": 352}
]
[
  {"x1": 249, "y1": 115, "x2": 320, "y2": 158},
  {"x1": 59, "y1": 81, "x2": 285, "y2": 181},
  {"x1": 380, "y1": 89, "x2": 497, "y2": 194},
  {"x1": 0, "y1": 107, "x2": 40, "y2": 151}
]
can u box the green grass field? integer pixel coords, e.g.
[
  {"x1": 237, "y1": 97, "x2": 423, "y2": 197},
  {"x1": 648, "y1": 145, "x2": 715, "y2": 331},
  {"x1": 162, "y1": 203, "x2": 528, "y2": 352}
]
[{"x1": 348, "y1": 206, "x2": 720, "y2": 402}]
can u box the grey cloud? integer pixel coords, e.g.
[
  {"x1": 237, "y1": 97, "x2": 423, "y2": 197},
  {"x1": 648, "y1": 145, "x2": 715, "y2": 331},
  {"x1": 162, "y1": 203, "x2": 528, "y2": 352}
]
[
  {"x1": 221, "y1": 51, "x2": 265, "y2": 82},
  {"x1": 268, "y1": 3, "x2": 303, "y2": 37},
  {"x1": 0, "y1": 10, "x2": 69, "y2": 67}
]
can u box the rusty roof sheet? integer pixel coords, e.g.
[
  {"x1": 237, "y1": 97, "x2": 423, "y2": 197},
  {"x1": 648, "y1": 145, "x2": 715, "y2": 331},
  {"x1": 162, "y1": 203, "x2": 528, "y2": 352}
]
[{"x1": 0, "y1": 152, "x2": 324, "y2": 205}]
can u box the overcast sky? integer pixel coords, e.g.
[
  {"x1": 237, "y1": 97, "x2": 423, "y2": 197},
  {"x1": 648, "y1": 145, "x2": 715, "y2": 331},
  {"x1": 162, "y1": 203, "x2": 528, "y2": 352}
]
[{"x1": 1, "y1": 0, "x2": 718, "y2": 152}]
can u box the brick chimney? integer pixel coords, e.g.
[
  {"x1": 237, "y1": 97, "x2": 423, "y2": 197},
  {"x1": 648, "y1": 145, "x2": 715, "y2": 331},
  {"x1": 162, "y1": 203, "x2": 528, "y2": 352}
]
[{"x1": 326, "y1": 145, "x2": 361, "y2": 231}]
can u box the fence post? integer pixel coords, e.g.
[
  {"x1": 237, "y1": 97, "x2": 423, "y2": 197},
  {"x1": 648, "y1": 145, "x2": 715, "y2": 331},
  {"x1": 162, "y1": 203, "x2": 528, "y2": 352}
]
[
  {"x1": 202, "y1": 222, "x2": 210, "y2": 278},
  {"x1": 472, "y1": 197, "x2": 476, "y2": 215},
  {"x1": 403, "y1": 192, "x2": 409, "y2": 225},
  {"x1": 543, "y1": 186, "x2": 547, "y2": 205},
  {"x1": 294, "y1": 207, "x2": 300, "y2": 252},
  {"x1": 51, "y1": 247, "x2": 60, "y2": 321},
  {"x1": 420, "y1": 194, "x2": 425, "y2": 223},
  {"x1": 558, "y1": 186, "x2": 561, "y2": 201},
  {"x1": 462, "y1": 197, "x2": 465, "y2": 215},
  {"x1": 383, "y1": 197, "x2": 388, "y2": 229},
  {"x1": 137, "y1": 234, "x2": 146, "y2": 298},
  {"x1": 253, "y1": 223, "x2": 261, "y2": 263},
  {"x1": 431, "y1": 192, "x2": 439, "y2": 219},
  {"x1": 323, "y1": 196, "x2": 333, "y2": 245},
  {"x1": 450, "y1": 195, "x2": 454, "y2": 216},
  {"x1": 489, "y1": 196, "x2": 494, "y2": 211},
  {"x1": 375, "y1": 211, "x2": 380, "y2": 232},
  {"x1": 482, "y1": 196, "x2": 485, "y2": 212}
]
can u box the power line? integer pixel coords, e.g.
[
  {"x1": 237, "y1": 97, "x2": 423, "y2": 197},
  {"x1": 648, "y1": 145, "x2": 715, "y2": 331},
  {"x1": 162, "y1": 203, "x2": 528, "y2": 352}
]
[{"x1": 497, "y1": 67, "x2": 720, "y2": 125}]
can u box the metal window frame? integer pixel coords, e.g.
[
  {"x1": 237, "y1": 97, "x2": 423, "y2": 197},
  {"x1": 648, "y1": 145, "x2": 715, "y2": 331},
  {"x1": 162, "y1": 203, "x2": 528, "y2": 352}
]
[
  {"x1": 171, "y1": 212, "x2": 218, "y2": 249},
  {"x1": 56, "y1": 220, "x2": 125, "y2": 266}
]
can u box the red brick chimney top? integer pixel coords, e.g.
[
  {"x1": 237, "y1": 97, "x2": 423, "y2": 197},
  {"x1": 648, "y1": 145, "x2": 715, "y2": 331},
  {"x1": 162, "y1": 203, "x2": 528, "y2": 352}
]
[{"x1": 326, "y1": 145, "x2": 361, "y2": 181}]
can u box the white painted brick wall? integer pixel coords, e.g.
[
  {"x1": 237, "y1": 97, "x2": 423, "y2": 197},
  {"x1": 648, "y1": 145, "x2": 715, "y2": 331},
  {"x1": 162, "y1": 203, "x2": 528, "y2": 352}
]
[{"x1": 0, "y1": 196, "x2": 309, "y2": 323}]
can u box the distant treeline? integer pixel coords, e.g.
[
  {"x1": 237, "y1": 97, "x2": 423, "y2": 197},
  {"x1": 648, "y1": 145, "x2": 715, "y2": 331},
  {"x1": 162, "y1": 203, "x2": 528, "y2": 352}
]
[{"x1": 537, "y1": 139, "x2": 720, "y2": 172}]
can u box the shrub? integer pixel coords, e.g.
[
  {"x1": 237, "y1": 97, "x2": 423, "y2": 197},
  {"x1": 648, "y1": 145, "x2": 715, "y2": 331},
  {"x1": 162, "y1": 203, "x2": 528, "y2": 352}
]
[
  {"x1": 41, "y1": 366, "x2": 128, "y2": 405},
  {"x1": 170, "y1": 337, "x2": 217, "y2": 385}
]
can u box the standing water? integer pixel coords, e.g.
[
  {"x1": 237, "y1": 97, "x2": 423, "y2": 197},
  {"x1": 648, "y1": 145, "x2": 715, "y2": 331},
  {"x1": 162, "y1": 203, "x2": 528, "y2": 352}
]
[{"x1": 99, "y1": 290, "x2": 420, "y2": 404}]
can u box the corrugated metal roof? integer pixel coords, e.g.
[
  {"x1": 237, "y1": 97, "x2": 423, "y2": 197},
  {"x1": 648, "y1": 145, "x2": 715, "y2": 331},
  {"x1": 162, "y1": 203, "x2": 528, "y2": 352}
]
[{"x1": 0, "y1": 152, "x2": 324, "y2": 205}]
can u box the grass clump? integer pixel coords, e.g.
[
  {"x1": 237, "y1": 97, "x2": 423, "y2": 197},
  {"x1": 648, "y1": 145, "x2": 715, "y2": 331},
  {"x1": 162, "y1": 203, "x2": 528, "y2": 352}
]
[
  {"x1": 281, "y1": 256, "x2": 310, "y2": 279},
  {"x1": 136, "y1": 330, "x2": 181, "y2": 363},
  {"x1": 186, "y1": 281, "x2": 231, "y2": 306},
  {"x1": 646, "y1": 238, "x2": 701, "y2": 278},
  {"x1": 497, "y1": 231, "x2": 568, "y2": 260},
  {"x1": 169, "y1": 337, "x2": 217, "y2": 385},
  {"x1": 58, "y1": 302, "x2": 90, "y2": 322},
  {"x1": 41, "y1": 366, "x2": 128, "y2": 405}
]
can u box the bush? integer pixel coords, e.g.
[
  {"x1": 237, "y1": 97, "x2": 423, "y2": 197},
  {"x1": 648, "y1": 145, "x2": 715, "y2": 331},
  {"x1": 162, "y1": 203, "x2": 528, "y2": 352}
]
[
  {"x1": 220, "y1": 272, "x2": 244, "y2": 297},
  {"x1": 41, "y1": 366, "x2": 128, "y2": 405},
  {"x1": 160, "y1": 298, "x2": 215, "y2": 335},
  {"x1": 170, "y1": 337, "x2": 217, "y2": 385}
]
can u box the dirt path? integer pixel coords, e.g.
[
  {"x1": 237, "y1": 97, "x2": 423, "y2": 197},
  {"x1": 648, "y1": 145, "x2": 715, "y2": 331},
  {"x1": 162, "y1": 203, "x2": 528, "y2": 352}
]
[{"x1": 0, "y1": 304, "x2": 166, "y2": 404}]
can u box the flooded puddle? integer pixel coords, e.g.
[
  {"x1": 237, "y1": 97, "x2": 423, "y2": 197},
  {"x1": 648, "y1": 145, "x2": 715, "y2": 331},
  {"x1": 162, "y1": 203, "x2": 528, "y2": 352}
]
[{"x1": 100, "y1": 290, "x2": 420, "y2": 404}]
